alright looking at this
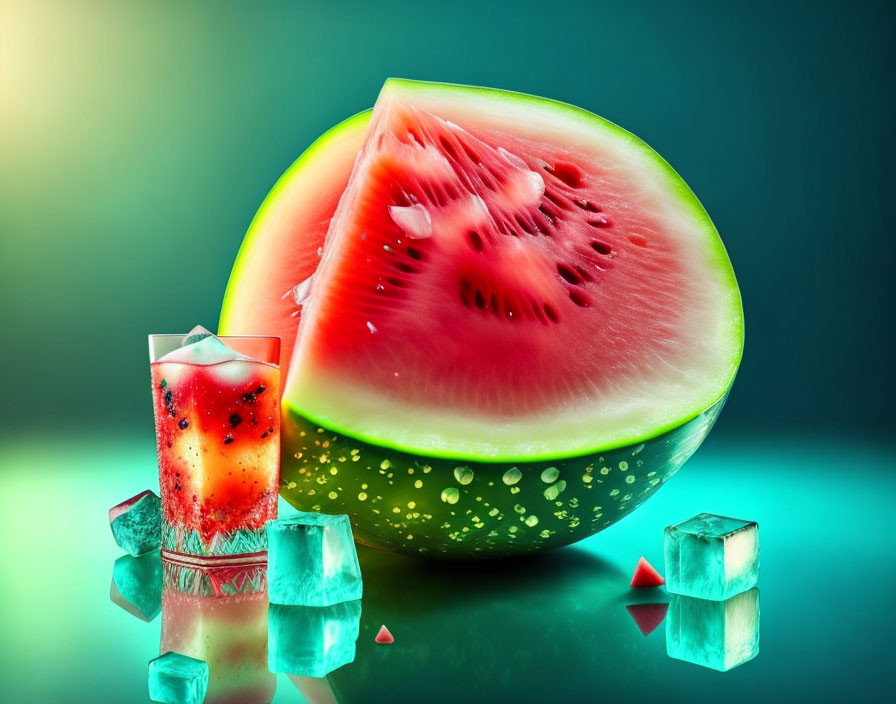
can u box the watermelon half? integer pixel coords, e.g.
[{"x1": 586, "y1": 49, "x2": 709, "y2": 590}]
[{"x1": 220, "y1": 79, "x2": 743, "y2": 557}]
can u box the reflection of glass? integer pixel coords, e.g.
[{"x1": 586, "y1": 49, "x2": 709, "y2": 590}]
[
  {"x1": 160, "y1": 563, "x2": 277, "y2": 704},
  {"x1": 268, "y1": 600, "x2": 362, "y2": 677},
  {"x1": 666, "y1": 588, "x2": 760, "y2": 671},
  {"x1": 109, "y1": 550, "x2": 162, "y2": 622},
  {"x1": 148, "y1": 333, "x2": 280, "y2": 561}
]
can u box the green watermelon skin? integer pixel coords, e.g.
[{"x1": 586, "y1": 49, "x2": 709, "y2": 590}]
[{"x1": 280, "y1": 396, "x2": 725, "y2": 557}]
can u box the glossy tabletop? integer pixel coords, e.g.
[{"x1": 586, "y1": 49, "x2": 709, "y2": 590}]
[{"x1": 1, "y1": 433, "x2": 893, "y2": 703}]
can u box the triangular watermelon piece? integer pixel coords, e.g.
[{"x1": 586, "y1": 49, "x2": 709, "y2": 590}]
[
  {"x1": 375, "y1": 624, "x2": 394, "y2": 644},
  {"x1": 284, "y1": 80, "x2": 742, "y2": 461},
  {"x1": 630, "y1": 556, "x2": 665, "y2": 588},
  {"x1": 626, "y1": 602, "x2": 669, "y2": 636}
]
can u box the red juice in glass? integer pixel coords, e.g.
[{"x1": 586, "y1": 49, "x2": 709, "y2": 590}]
[{"x1": 149, "y1": 330, "x2": 280, "y2": 561}]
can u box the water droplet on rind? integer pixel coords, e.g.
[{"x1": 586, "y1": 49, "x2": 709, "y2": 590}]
[
  {"x1": 502, "y1": 468, "x2": 522, "y2": 485},
  {"x1": 441, "y1": 488, "x2": 460, "y2": 504},
  {"x1": 454, "y1": 466, "x2": 474, "y2": 485}
]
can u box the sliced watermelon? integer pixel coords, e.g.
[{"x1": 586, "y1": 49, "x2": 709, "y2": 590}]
[
  {"x1": 288, "y1": 80, "x2": 742, "y2": 461},
  {"x1": 630, "y1": 556, "x2": 665, "y2": 588},
  {"x1": 220, "y1": 111, "x2": 370, "y2": 371},
  {"x1": 221, "y1": 79, "x2": 743, "y2": 557}
]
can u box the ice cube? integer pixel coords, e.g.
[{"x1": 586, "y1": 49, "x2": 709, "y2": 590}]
[
  {"x1": 664, "y1": 513, "x2": 759, "y2": 600},
  {"x1": 181, "y1": 325, "x2": 214, "y2": 346},
  {"x1": 158, "y1": 328, "x2": 253, "y2": 366},
  {"x1": 266, "y1": 512, "x2": 363, "y2": 607},
  {"x1": 148, "y1": 651, "x2": 209, "y2": 704},
  {"x1": 268, "y1": 600, "x2": 362, "y2": 676},
  {"x1": 109, "y1": 490, "x2": 161, "y2": 556},
  {"x1": 666, "y1": 589, "x2": 760, "y2": 671},
  {"x1": 110, "y1": 551, "x2": 162, "y2": 622}
]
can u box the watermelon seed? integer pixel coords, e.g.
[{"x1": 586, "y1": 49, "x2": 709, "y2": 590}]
[
  {"x1": 557, "y1": 263, "x2": 581, "y2": 285},
  {"x1": 229, "y1": 414, "x2": 242, "y2": 428},
  {"x1": 628, "y1": 234, "x2": 648, "y2": 247},
  {"x1": 394, "y1": 262, "x2": 417, "y2": 274},
  {"x1": 569, "y1": 290, "x2": 591, "y2": 307},
  {"x1": 224, "y1": 434, "x2": 234, "y2": 445},
  {"x1": 573, "y1": 198, "x2": 601, "y2": 212},
  {"x1": 439, "y1": 136, "x2": 459, "y2": 160},
  {"x1": 591, "y1": 241, "x2": 613, "y2": 255},
  {"x1": 544, "y1": 191, "x2": 571, "y2": 211},
  {"x1": 575, "y1": 265, "x2": 594, "y2": 283},
  {"x1": 515, "y1": 215, "x2": 535, "y2": 235},
  {"x1": 548, "y1": 162, "x2": 583, "y2": 188},
  {"x1": 474, "y1": 291, "x2": 486, "y2": 309},
  {"x1": 544, "y1": 304, "x2": 560, "y2": 323},
  {"x1": 407, "y1": 246, "x2": 424, "y2": 260},
  {"x1": 538, "y1": 206, "x2": 556, "y2": 225},
  {"x1": 467, "y1": 231, "x2": 484, "y2": 252},
  {"x1": 386, "y1": 277, "x2": 405, "y2": 288},
  {"x1": 587, "y1": 216, "x2": 612, "y2": 228},
  {"x1": 461, "y1": 140, "x2": 481, "y2": 164}
]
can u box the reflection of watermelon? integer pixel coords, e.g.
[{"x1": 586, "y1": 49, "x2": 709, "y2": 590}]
[
  {"x1": 220, "y1": 80, "x2": 743, "y2": 557},
  {"x1": 326, "y1": 546, "x2": 653, "y2": 703}
]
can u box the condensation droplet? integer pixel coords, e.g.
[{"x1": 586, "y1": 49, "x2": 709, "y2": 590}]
[
  {"x1": 543, "y1": 480, "x2": 567, "y2": 501},
  {"x1": 454, "y1": 466, "x2": 474, "y2": 485},
  {"x1": 440, "y1": 488, "x2": 460, "y2": 504},
  {"x1": 540, "y1": 467, "x2": 559, "y2": 483},
  {"x1": 502, "y1": 467, "x2": 522, "y2": 485},
  {"x1": 367, "y1": 321, "x2": 378, "y2": 334}
]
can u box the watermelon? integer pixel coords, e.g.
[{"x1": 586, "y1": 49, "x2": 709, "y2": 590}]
[{"x1": 220, "y1": 79, "x2": 743, "y2": 557}]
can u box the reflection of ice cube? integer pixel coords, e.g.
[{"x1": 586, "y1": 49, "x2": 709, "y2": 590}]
[
  {"x1": 665, "y1": 513, "x2": 759, "y2": 600},
  {"x1": 266, "y1": 512, "x2": 363, "y2": 607},
  {"x1": 110, "y1": 551, "x2": 162, "y2": 622},
  {"x1": 148, "y1": 651, "x2": 209, "y2": 704},
  {"x1": 109, "y1": 490, "x2": 161, "y2": 556},
  {"x1": 666, "y1": 589, "x2": 760, "y2": 671},
  {"x1": 159, "y1": 328, "x2": 253, "y2": 366},
  {"x1": 268, "y1": 600, "x2": 362, "y2": 677}
]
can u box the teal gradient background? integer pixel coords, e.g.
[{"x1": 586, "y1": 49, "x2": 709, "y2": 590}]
[
  {"x1": 1, "y1": 0, "x2": 894, "y2": 701},
  {"x1": 1, "y1": 0, "x2": 894, "y2": 436}
]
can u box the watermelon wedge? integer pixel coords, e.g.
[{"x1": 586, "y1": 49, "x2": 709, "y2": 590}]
[{"x1": 220, "y1": 79, "x2": 743, "y2": 557}]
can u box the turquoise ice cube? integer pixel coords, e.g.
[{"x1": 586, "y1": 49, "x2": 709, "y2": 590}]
[
  {"x1": 109, "y1": 490, "x2": 161, "y2": 556},
  {"x1": 664, "y1": 513, "x2": 758, "y2": 600},
  {"x1": 266, "y1": 512, "x2": 363, "y2": 607},
  {"x1": 110, "y1": 550, "x2": 162, "y2": 622},
  {"x1": 148, "y1": 651, "x2": 209, "y2": 704},
  {"x1": 268, "y1": 600, "x2": 362, "y2": 677},
  {"x1": 666, "y1": 589, "x2": 760, "y2": 671}
]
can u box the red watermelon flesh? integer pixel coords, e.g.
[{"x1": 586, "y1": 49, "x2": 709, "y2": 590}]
[
  {"x1": 220, "y1": 112, "x2": 370, "y2": 371},
  {"x1": 630, "y1": 556, "x2": 665, "y2": 588},
  {"x1": 286, "y1": 80, "x2": 740, "y2": 460}
]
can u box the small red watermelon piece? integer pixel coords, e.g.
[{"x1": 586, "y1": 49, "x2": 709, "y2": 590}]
[
  {"x1": 626, "y1": 602, "x2": 669, "y2": 636},
  {"x1": 375, "y1": 625, "x2": 394, "y2": 644},
  {"x1": 630, "y1": 556, "x2": 665, "y2": 588}
]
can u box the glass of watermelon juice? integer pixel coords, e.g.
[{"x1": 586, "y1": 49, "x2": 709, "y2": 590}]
[{"x1": 149, "y1": 330, "x2": 280, "y2": 564}]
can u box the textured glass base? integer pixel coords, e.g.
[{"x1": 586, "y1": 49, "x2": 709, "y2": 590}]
[
  {"x1": 162, "y1": 522, "x2": 268, "y2": 558},
  {"x1": 162, "y1": 557, "x2": 267, "y2": 598}
]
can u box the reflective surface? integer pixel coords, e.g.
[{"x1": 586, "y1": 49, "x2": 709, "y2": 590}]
[{"x1": 1, "y1": 434, "x2": 892, "y2": 702}]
